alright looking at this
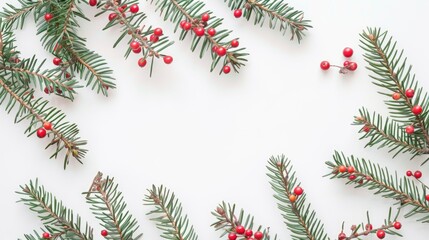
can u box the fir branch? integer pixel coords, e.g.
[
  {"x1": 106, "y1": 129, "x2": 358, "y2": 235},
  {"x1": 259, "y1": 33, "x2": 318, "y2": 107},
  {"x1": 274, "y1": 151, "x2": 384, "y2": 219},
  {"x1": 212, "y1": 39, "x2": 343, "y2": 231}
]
[
  {"x1": 267, "y1": 155, "x2": 329, "y2": 240},
  {"x1": 17, "y1": 179, "x2": 94, "y2": 240},
  {"x1": 360, "y1": 28, "x2": 429, "y2": 148},
  {"x1": 144, "y1": 185, "x2": 199, "y2": 240},
  {"x1": 223, "y1": 0, "x2": 311, "y2": 42},
  {"x1": 1, "y1": 0, "x2": 44, "y2": 29},
  {"x1": 326, "y1": 151, "x2": 429, "y2": 223},
  {"x1": 85, "y1": 172, "x2": 143, "y2": 240},
  {"x1": 149, "y1": 0, "x2": 249, "y2": 73}
]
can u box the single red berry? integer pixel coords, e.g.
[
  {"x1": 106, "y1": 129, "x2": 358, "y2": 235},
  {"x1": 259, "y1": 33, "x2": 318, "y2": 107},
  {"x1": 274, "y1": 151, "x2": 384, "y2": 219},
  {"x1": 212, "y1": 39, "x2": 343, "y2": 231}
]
[
  {"x1": 347, "y1": 62, "x2": 358, "y2": 71},
  {"x1": 339, "y1": 166, "x2": 347, "y2": 173},
  {"x1": 150, "y1": 35, "x2": 159, "y2": 43},
  {"x1": 343, "y1": 60, "x2": 350, "y2": 67},
  {"x1": 207, "y1": 28, "x2": 216, "y2": 36},
  {"x1": 89, "y1": 0, "x2": 97, "y2": 6},
  {"x1": 44, "y1": 13, "x2": 53, "y2": 22},
  {"x1": 216, "y1": 46, "x2": 227, "y2": 56},
  {"x1": 53, "y1": 57, "x2": 62, "y2": 66},
  {"x1": 234, "y1": 9, "x2": 243, "y2": 18},
  {"x1": 236, "y1": 226, "x2": 245, "y2": 235},
  {"x1": 405, "y1": 89, "x2": 415, "y2": 98},
  {"x1": 365, "y1": 223, "x2": 373, "y2": 231},
  {"x1": 343, "y1": 47, "x2": 354, "y2": 57},
  {"x1": 43, "y1": 122, "x2": 53, "y2": 130},
  {"x1": 130, "y1": 41, "x2": 140, "y2": 50},
  {"x1": 101, "y1": 229, "x2": 108, "y2": 237},
  {"x1": 138, "y1": 58, "x2": 147, "y2": 67},
  {"x1": 376, "y1": 229, "x2": 385, "y2": 239},
  {"x1": 130, "y1": 4, "x2": 139, "y2": 13},
  {"x1": 338, "y1": 232, "x2": 346, "y2": 240},
  {"x1": 42, "y1": 232, "x2": 50, "y2": 239},
  {"x1": 108, "y1": 13, "x2": 117, "y2": 21},
  {"x1": 223, "y1": 65, "x2": 231, "y2": 74},
  {"x1": 294, "y1": 186, "x2": 304, "y2": 196},
  {"x1": 118, "y1": 5, "x2": 127, "y2": 12},
  {"x1": 414, "y1": 170, "x2": 422, "y2": 179},
  {"x1": 320, "y1": 61, "x2": 330, "y2": 70},
  {"x1": 425, "y1": 194, "x2": 429, "y2": 201},
  {"x1": 245, "y1": 229, "x2": 253, "y2": 237},
  {"x1": 231, "y1": 39, "x2": 239, "y2": 48},
  {"x1": 406, "y1": 170, "x2": 413, "y2": 177},
  {"x1": 193, "y1": 27, "x2": 205, "y2": 37},
  {"x1": 392, "y1": 92, "x2": 401, "y2": 100},
  {"x1": 212, "y1": 46, "x2": 218, "y2": 53},
  {"x1": 183, "y1": 22, "x2": 192, "y2": 31},
  {"x1": 201, "y1": 13, "x2": 210, "y2": 22},
  {"x1": 349, "y1": 174, "x2": 356, "y2": 180},
  {"x1": 153, "y1": 28, "x2": 163, "y2": 36},
  {"x1": 405, "y1": 125, "x2": 415, "y2": 135},
  {"x1": 393, "y1": 221, "x2": 402, "y2": 230},
  {"x1": 65, "y1": 72, "x2": 71, "y2": 79},
  {"x1": 180, "y1": 20, "x2": 187, "y2": 29},
  {"x1": 44, "y1": 86, "x2": 53, "y2": 94},
  {"x1": 347, "y1": 166, "x2": 355, "y2": 174},
  {"x1": 133, "y1": 47, "x2": 142, "y2": 54},
  {"x1": 412, "y1": 105, "x2": 423, "y2": 115},
  {"x1": 362, "y1": 125, "x2": 371, "y2": 132},
  {"x1": 254, "y1": 231, "x2": 263, "y2": 240},
  {"x1": 228, "y1": 232, "x2": 237, "y2": 240},
  {"x1": 163, "y1": 56, "x2": 173, "y2": 64},
  {"x1": 37, "y1": 128, "x2": 47, "y2": 138}
]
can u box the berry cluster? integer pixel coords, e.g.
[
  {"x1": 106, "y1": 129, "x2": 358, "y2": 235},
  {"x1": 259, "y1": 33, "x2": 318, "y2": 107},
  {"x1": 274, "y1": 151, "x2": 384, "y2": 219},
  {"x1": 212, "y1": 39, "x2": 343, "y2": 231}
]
[
  {"x1": 338, "y1": 221, "x2": 401, "y2": 240},
  {"x1": 36, "y1": 122, "x2": 53, "y2": 139},
  {"x1": 320, "y1": 47, "x2": 358, "y2": 74},
  {"x1": 288, "y1": 186, "x2": 304, "y2": 203},
  {"x1": 228, "y1": 225, "x2": 264, "y2": 240},
  {"x1": 391, "y1": 88, "x2": 422, "y2": 135}
]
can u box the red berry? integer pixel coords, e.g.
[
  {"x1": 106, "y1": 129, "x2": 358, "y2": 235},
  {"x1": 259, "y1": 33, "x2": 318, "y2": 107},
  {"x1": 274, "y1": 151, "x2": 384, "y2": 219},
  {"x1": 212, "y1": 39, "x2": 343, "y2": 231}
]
[
  {"x1": 216, "y1": 47, "x2": 227, "y2": 56},
  {"x1": 89, "y1": 0, "x2": 97, "y2": 6},
  {"x1": 212, "y1": 46, "x2": 218, "y2": 53},
  {"x1": 193, "y1": 27, "x2": 205, "y2": 37},
  {"x1": 53, "y1": 57, "x2": 62, "y2": 66},
  {"x1": 338, "y1": 232, "x2": 346, "y2": 240},
  {"x1": 153, "y1": 28, "x2": 163, "y2": 36},
  {"x1": 294, "y1": 186, "x2": 304, "y2": 196},
  {"x1": 101, "y1": 229, "x2": 108, "y2": 237},
  {"x1": 347, "y1": 62, "x2": 358, "y2": 71},
  {"x1": 339, "y1": 166, "x2": 347, "y2": 173},
  {"x1": 405, "y1": 125, "x2": 415, "y2": 135},
  {"x1": 320, "y1": 61, "x2": 330, "y2": 70},
  {"x1": 223, "y1": 65, "x2": 231, "y2": 74},
  {"x1": 138, "y1": 58, "x2": 147, "y2": 67},
  {"x1": 150, "y1": 35, "x2": 159, "y2": 43},
  {"x1": 254, "y1": 231, "x2": 263, "y2": 240},
  {"x1": 245, "y1": 229, "x2": 253, "y2": 237},
  {"x1": 231, "y1": 39, "x2": 239, "y2": 48},
  {"x1": 44, "y1": 86, "x2": 53, "y2": 94},
  {"x1": 133, "y1": 47, "x2": 142, "y2": 54},
  {"x1": 201, "y1": 13, "x2": 210, "y2": 22},
  {"x1": 425, "y1": 194, "x2": 429, "y2": 201},
  {"x1": 43, "y1": 122, "x2": 53, "y2": 130},
  {"x1": 365, "y1": 224, "x2": 373, "y2": 231},
  {"x1": 414, "y1": 170, "x2": 422, "y2": 179},
  {"x1": 228, "y1": 232, "x2": 237, "y2": 240},
  {"x1": 130, "y1": 41, "x2": 140, "y2": 49},
  {"x1": 42, "y1": 232, "x2": 50, "y2": 239},
  {"x1": 130, "y1": 4, "x2": 139, "y2": 13},
  {"x1": 343, "y1": 47, "x2": 354, "y2": 58},
  {"x1": 183, "y1": 22, "x2": 191, "y2": 31},
  {"x1": 347, "y1": 166, "x2": 355, "y2": 174},
  {"x1": 44, "y1": 13, "x2": 53, "y2": 22},
  {"x1": 405, "y1": 89, "x2": 414, "y2": 98},
  {"x1": 348, "y1": 174, "x2": 356, "y2": 180},
  {"x1": 393, "y1": 221, "x2": 402, "y2": 229},
  {"x1": 412, "y1": 105, "x2": 423, "y2": 115},
  {"x1": 234, "y1": 9, "x2": 243, "y2": 18},
  {"x1": 37, "y1": 128, "x2": 47, "y2": 138},
  {"x1": 108, "y1": 13, "x2": 117, "y2": 21},
  {"x1": 376, "y1": 229, "x2": 385, "y2": 239},
  {"x1": 180, "y1": 20, "x2": 187, "y2": 29},
  {"x1": 406, "y1": 170, "x2": 413, "y2": 176},
  {"x1": 65, "y1": 72, "x2": 71, "y2": 79},
  {"x1": 343, "y1": 60, "x2": 350, "y2": 67},
  {"x1": 207, "y1": 28, "x2": 216, "y2": 36},
  {"x1": 392, "y1": 92, "x2": 401, "y2": 100},
  {"x1": 362, "y1": 125, "x2": 371, "y2": 132},
  {"x1": 236, "y1": 226, "x2": 245, "y2": 235},
  {"x1": 163, "y1": 56, "x2": 173, "y2": 64}
]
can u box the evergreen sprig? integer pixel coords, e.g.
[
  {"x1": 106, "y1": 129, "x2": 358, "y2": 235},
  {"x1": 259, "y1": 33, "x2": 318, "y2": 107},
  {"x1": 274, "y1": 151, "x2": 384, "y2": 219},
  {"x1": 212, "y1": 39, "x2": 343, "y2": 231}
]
[
  {"x1": 17, "y1": 179, "x2": 94, "y2": 240},
  {"x1": 95, "y1": 0, "x2": 174, "y2": 76},
  {"x1": 149, "y1": 0, "x2": 249, "y2": 74},
  {"x1": 267, "y1": 155, "x2": 329, "y2": 240},
  {"x1": 326, "y1": 151, "x2": 429, "y2": 223},
  {"x1": 357, "y1": 27, "x2": 429, "y2": 162},
  {"x1": 85, "y1": 172, "x2": 143, "y2": 240},
  {"x1": 222, "y1": 0, "x2": 311, "y2": 42},
  {"x1": 145, "y1": 185, "x2": 199, "y2": 240}
]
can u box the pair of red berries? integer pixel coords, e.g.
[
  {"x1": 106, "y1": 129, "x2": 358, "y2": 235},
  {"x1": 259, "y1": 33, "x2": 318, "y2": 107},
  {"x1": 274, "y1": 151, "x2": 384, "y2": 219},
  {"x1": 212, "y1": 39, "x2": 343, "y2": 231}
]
[
  {"x1": 288, "y1": 186, "x2": 304, "y2": 203},
  {"x1": 37, "y1": 122, "x2": 53, "y2": 138},
  {"x1": 320, "y1": 47, "x2": 358, "y2": 72},
  {"x1": 406, "y1": 170, "x2": 422, "y2": 179},
  {"x1": 228, "y1": 226, "x2": 263, "y2": 240},
  {"x1": 392, "y1": 88, "x2": 415, "y2": 100},
  {"x1": 137, "y1": 56, "x2": 173, "y2": 68}
]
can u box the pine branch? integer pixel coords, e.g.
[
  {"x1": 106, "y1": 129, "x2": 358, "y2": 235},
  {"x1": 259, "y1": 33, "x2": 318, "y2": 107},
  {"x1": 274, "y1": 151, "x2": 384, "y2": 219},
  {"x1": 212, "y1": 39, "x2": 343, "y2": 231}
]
[
  {"x1": 85, "y1": 172, "x2": 143, "y2": 240},
  {"x1": 1, "y1": 0, "x2": 44, "y2": 29},
  {"x1": 223, "y1": 0, "x2": 311, "y2": 42},
  {"x1": 211, "y1": 202, "x2": 277, "y2": 240},
  {"x1": 360, "y1": 28, "x2": 429, "y2": 149},
  {"x1": 267, "y1": 155, "x2": 329, "y2": 240},
  {"x1": 145, "y1": 185, "x2": 199, "y2": 240},
  {"x1": 17, "y1": 179, "x2": 94, "y2": 240},
  {"x1": 326, "y1": 151, "x2": 429, "y2": 223},
  {"x1": 149, "y1": 0, "x2": 249, "y2": 74}
]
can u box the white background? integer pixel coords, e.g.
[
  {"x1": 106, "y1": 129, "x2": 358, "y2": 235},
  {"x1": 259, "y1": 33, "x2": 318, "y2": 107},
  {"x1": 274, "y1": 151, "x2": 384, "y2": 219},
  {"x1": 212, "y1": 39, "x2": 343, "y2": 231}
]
[{"x1": 1, "y1": 0, "x2": 429, "y2": 239}]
